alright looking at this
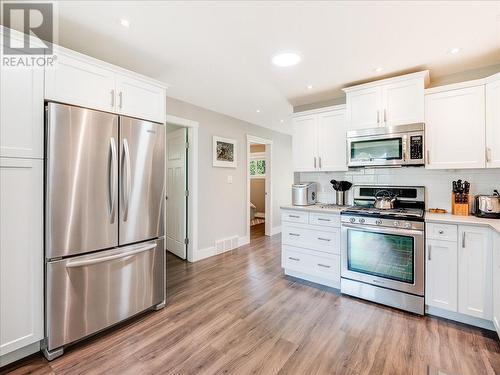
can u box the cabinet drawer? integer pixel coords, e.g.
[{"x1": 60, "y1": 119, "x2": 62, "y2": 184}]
[
  {"x1": 309, "y1": 212, "x2": 340, "y2": 227},
  {"x1": 426, "y1": 223, "x2": 457, "y2": 241},
  {"x1": 281, "y1": 210, "x2": 309, "y2": 224},
  {"x1": 282, "y1": 224, "x2": 340, "y2": 255},
  {"x1": 282, "y1": 245, "x2": 340, "y2": 282}
]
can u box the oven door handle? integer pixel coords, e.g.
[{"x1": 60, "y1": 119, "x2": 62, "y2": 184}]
[{"x1": 341, "y1": 223, "x2": 423, "y2": 236}]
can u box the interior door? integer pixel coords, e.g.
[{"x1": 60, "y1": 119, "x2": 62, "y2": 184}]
[
  {"x1": 166, "y1": 128, "x2": 187, "y2": 259},
  {"x1": 46, "y1": 103, "x2": 119, "y2": 259},
  {"x1": 119, "y1": 117, "x2": 165, "y2": 245}
]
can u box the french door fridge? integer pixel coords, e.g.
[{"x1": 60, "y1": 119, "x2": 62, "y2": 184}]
[{"x1": 44, "y1": 103, "x2": 165, "y2": 359}]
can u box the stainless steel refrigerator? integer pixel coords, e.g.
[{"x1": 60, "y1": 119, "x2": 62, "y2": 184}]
[{"x1": 43, "y1": 102, "x2": 165, "y2": 360}]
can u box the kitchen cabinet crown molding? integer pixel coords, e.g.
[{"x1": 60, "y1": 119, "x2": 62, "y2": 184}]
[
  {"x1": 293, "y1": 104, "x2": 346, "y2": 117},
  {"x1": 425, "y1": 78, "x2": 487, "y2": 95},
  {"x1": 342, "y1": 70, "x2": 430, "y2": 93}
]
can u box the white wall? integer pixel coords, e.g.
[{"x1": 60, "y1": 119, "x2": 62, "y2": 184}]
[
  {"x1": 300, "y1": 168, "x2": 500, "y2": 211},
  {"x1": 166, "y1": 97, "x2": 292, "y2": 259}
]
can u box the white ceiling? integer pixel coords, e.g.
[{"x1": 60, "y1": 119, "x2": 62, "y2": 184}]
[{"x1": 49, "y1": 1, "x2": 500, "y2": 133}]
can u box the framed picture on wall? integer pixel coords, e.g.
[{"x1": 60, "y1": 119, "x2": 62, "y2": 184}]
[{"x1": 213, "y1": 136, "x2": 237, "y2": 168}]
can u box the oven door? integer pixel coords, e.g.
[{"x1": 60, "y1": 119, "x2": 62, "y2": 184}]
[
  {"x1": 341, "y1": 223, "x2": 424, "y2": 295},
  {"x1": 347, "y1": 134, "x2": 407, "y2": 167}
]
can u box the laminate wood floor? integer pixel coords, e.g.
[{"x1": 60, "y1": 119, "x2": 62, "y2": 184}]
[{"x1": 4, "y1": 233, "x2": 500, "y2": 375}]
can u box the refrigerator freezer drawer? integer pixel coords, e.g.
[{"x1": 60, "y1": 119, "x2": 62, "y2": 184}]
[{"x1": 46, "y1": 238, "x2": 164, "y2": 351}]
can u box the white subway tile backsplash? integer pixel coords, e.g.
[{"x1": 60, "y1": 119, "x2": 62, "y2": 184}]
[{"x1": 300, "y1": 168, "x2": 500, "y2": 211}]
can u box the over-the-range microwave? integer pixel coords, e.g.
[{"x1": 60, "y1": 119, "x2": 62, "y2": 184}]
[{"x1": 347, "y1": 123, "x2": 425, "y2": 168}]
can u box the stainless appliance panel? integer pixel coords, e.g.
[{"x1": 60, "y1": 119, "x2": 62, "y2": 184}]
[
  {"x1": 292, "y1": 182, "x2": 317, "y2": 206},
  {"x1": 46, "y1": 103, "x2": 119, "y2": 259},
  {"x1": 46, "y1": 238, "x2": 164, "y2": 351},
  {"x1": 341, "y1": 223, "x2": 424, "y2": 296},
  {"x1": 119, "y1": 117, "x2": 165, "y2": 245}
]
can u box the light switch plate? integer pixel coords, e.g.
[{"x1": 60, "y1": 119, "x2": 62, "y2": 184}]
[{"x1": 227, "y1": 175, "x2": 233, "y2": 184}]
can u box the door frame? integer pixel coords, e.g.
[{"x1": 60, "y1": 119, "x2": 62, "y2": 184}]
[
  {"x1": 246, "y1": 135, "x2": 273, "y2": 240},
  {"x1": 165, "y1": 114, "x2": 198, "y2": 262}
]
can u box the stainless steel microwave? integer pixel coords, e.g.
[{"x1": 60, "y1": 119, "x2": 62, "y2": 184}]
[{"x1": 347, "y1": 123, "x2": 425, "y2": 168}]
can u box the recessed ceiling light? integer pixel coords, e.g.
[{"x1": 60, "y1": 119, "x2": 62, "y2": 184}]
[
  {"x1": 374, "y1": 67, "x2": 383, "y2": 73},
  {"x1": 448, "y1": 47, "x2": 461, "y2": 54},
  {"x1": 280, "y1": 119, "x2": 284, "y2": 123},
  {"x1": 272, "y1": 52, "x2": 301, "y2": 67},
  {"x1": 120, "y1": 19, "x2": 130, "y2": 28},
  {"x1": 307, "y1": 85, "x2": 313, "y2": 90},
  {"x1": 256, "y1": 109, "x2": 261, "y2": 113}
]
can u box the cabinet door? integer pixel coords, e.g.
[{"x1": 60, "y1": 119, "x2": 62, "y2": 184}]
[
  {"x1": 346, "y1": 87, "x2": 382, "y2": 129},
  {"x1": 0, "y1": 62, "x2": 44, "y2": 158},
  {"x1": 382, "y1": 78, "x2": 424, "y2": 126},
  {"x1": 0, "y1": 158, "x2": 43, "y2": 356},
  {"x1": 486, "y1": 78, "x2": 500, "y2": 168},
  {"x1": 115, "y1": 75, "x2": 166, "y2": 123},
  {"x1": 425, "y1": 86, "x2": 486, "y2": 169},
  {"x1": 425, "y1": 240, "x2": 458, "y2": 312},
  {"x1": 493, "y1": 232, "x2": 500, "y2": 337},
  {"x1": 45, "y1": 48, "x2": 116, "y2": 113},
  {"x1": 317, "y1": 110, "x2": 347, "y2": 171},
  {"x1": 458, "y1": 226, "x2": 492, "y2": 319},
  {"x1": 292, "y1": 115, "x2": 317, "y2": 172}
]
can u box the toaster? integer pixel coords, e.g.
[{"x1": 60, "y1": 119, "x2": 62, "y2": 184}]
[
  {"x1": 474, "y1": 191, "x2": 500, "y2": 218},
  {"x1": 292, "y1": 182, "x2": 317, "y2": 206}
]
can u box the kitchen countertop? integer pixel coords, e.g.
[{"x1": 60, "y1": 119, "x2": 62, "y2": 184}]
[
  {"x1": 280, "y1": 204, "x2": 344, "y2": 214},
  {"x1": 425, "y1": 212, "x2": 500, "y2": 234}
]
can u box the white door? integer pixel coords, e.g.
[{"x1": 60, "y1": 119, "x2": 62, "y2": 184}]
[
  {"x1": 425, "y1": 240, "x2": 458, "y2": 312},
  {"x1": 486, "y1": 78, "x2": 500, "y2": 168},
  {"x1": 115, "y1": 75, "x2": 166, "y2": 123},
  {"x1": 292, "y1": 115, "x2": 317, "y2": 172},
  {"x1": 346, "y1": 87, "x2": 382, "y2": 129},
  {"x1": 425, "y1": 86, "x2": 486, "y2": 169},
  {"x1": 317, "y1": 110, "x2": 348, "y2": 171},
  {"x1": 166, "y1": 128, "x2": 187, "y2": 259},
  {"x1": 264, "y1": 144, "x2": 271, "y2": 236},
  {"x1": 458, "y1": 225, "x2": 492, "y2": 320},
  {"x1": 382, "y1": 78, "x2": 424, "y2": 126},
  {"x1": 0, "y1": 158, "x2": 43, "y2": 356},
  {"x1": 493, "y1": 232, "x2": 500, "y2": 337},
  {"x1": 0, "y1": 61, "x2": 44, "y2": 159}
]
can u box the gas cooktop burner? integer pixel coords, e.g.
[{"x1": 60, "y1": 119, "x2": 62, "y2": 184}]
[{"x1": 341, "y1": 206, "x2": 424, "y2": 219}]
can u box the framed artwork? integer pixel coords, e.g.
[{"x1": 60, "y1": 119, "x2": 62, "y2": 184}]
[{"x1": 213, "y1": 136, "x2": 237, "y2": 168}]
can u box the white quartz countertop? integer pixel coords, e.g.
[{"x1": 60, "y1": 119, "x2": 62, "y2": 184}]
[
  {"x1": 425, "y1": 212, "x2": 500, "y2": 234},
  {"x1": 280, "y1": 204, "x2": 344, "y2": 214}
]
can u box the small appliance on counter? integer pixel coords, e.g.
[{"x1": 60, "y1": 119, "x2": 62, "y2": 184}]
[
  {"x1": 474, "y1": 190, "x2": 500, "y2": 218},
  {"x1": 330, "y1": 180, "x2": 352, "y2": 205},
  {"x1": 292, "y1": 182, "x2": 317, "y2": 206},
  {"x1": 451, "y1": 180, "x2": 471, "y2": 216}
]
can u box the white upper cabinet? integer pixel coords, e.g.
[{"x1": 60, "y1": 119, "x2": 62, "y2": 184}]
[
  {"x1": 316, "y1": 110, "x2": 347, "y2": 171},
  {"x1": 425, "y1": 239, "x2": 458, "y2": 312},
  {"x1": 292, "y1": 114, "x2": 317, "y2": 172},
  {"x1": 292, "y1": 106, "x2": 347, "y2": 172},
  {"x1": 343, "y1": 71, "x2": 428, "y2": 130},
  {"x1": 45, "y1": 46, "x2": 167, "y2": 123},
  {"x1": 115, "y1": 75, "x2": 166, "y2": 123},
  {"x1": 486, "y1": 74, "x2": 500, "y2": 168},
  {"x1": 425, "y1": 84, "x2": 486, "y2": 169},
  {"x1": 458, "y1": 225, "x2": 492, "y2": 320},
  {"x1": 0, "y1": 158, "x2": 43, "y2": 356},
  {"x1": 0, "y1": 40, "x2": 44, "y2": 159}
]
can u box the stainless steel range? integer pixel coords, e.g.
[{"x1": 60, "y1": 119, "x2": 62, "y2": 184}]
[{"x1": 340, "y1": 185, "x2": 425, "y2": 315}]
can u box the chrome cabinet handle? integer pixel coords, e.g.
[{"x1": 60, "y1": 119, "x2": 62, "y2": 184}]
[
  {"x1": 110, "y1": 89, "x2": 115, "y2": 107},
  {"x1": 377, "y1": 110, "x2": 380, "y2": 125},
  {"x1": 317, "y1": 237, "x2": 331, "y2": 242},
  {"x1": 317, "y1": 218, "x2": 330, "y2": 222},
  {"x1": 317, "y1": 263, "x2": 331, "y2": 268},
  {"x1": 428, "y1": 244, "x2": 431, "y2": 261},
  {"x1": 462, "y1": 231, "x2": 466, "y2": 248},
  {"x1": 289, "y1": 233, "x2": 300, "y2": 237},
  {"x1": 289, "y1": 215, "x2": 300, "y2": 218},
  {"x1": 314, "y1": 157, "x2": 317, "y2": 169},
  {"x1": 318, "y1": 157, "x2": 322, "y2": 169},
  {"x1": 119, "y1": 91, "x2": 123, "y2": 109},
  {"x1": 122, "y1": 138, "x2": 131, "y2": 221},
  {"x1": 288, "y1": 257, "x2": 300, "y2": 261},
  {"x1": 383, "y1": 109, "x2": 387, "y2": 124},
  {"x1": 66, "y1": 243, "x2": 157, "y2": 268},
  {"x1": 486, "y1": 147, "x2": 492, "y2": 162},
  {"x1": 426, "y1": 150, "x2": 430, "y2": 164},
  {"x1": 109, "y1": 137, "x2": 117, "y2": 223}
]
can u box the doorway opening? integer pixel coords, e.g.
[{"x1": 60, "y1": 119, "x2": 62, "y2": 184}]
[{"x1": 246, "y1": 135, "x2": 272, "y2": 243}]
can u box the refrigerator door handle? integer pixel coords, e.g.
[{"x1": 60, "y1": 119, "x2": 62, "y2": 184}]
[
  {"x1": 122, "y1": 138, "x2": 132, "y2": 221},
  {"x1": 109, "y1": 137, "x2": 117, "y2": 223},
  {"x1": 65, "y1": 243, "x2": 157, "y2": 268}
]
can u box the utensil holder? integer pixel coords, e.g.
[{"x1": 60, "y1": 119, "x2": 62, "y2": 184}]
[
  {"x1": 336, "y1": 191, "x2": 347, "y2": 206},
  {"x1": 451, "y1": 193, "x2": 470, "y2": 216}
]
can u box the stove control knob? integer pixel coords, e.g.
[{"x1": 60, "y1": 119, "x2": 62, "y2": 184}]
[
  {"x1": 349, "y1": 217, "x2": 356, "y2": 223},
  {"x1": 393, "y1": 221, "x2": 400, "y2": 227},
  {"x1": 404, "y1": 222, "x2": 412, "y2": 229},
  {"x1": 375, "y1": 219, "x2": 382, "y2": 225},
  {"x1": 359, "y1": 218, "x2": 365, "y2": 224}
]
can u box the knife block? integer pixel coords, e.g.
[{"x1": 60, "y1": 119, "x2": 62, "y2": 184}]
[{"x1": 451, "y1": 193, "x2": 470, "y2": 216}]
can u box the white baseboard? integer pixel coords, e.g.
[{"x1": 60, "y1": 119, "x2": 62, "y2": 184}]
[
  {"x1": 192, "y1": 234, "x2": 249, "y2": 262},
  {"x1": 238, "y1": 235, "x2": 250, "y2": 247},
  {"x1": 270, "y1": 226, "x2": 282, "y2": 236},
  {"x1": 426, "y1": 306, "x2": 496, "y2": 331}
]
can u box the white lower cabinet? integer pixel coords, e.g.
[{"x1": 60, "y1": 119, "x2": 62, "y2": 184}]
[
  {"x1": 493, "y1": 232, "x2": 500, "y2": 337},
  {"x1": 425, "y1": 239, "x2": 458, "y2": 312},
  {"x1": 281, "y1": 209, "x2": 341, "y2": 288},
  {"x1": 0, "y1": 158, "x2": 43, "y2": 357}
]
